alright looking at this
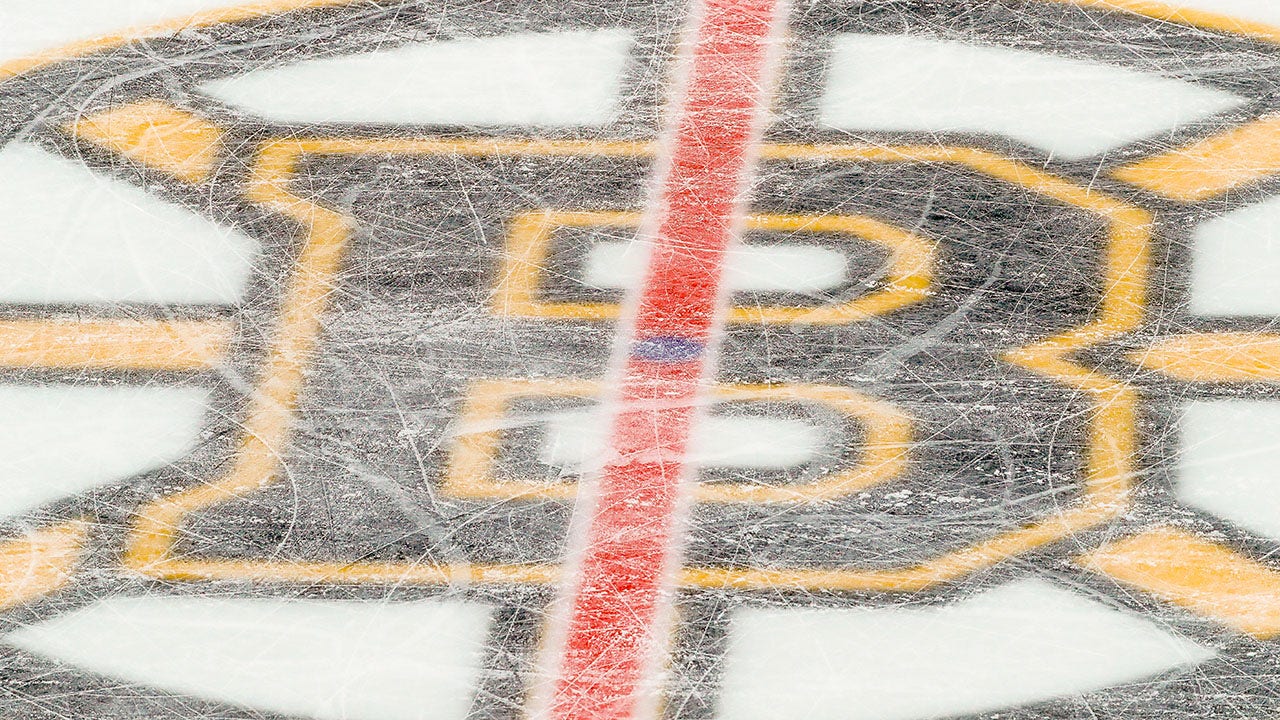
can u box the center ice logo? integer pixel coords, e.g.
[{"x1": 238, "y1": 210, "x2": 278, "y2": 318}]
[
  {"x1": 7, "y1": 2, "x2": 1280, "y2": 720},
  {"x1": 90, "y1": 99, "x2": 1280, "y2": 607},
  {"x1": 103, "y1": 133, "x2": 1148, "y2": 593}
]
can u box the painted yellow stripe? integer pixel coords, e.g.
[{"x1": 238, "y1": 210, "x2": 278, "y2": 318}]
[
  {"x1": 67, "y1": 100, "x2": 225, "y2": 184},
  {"x1": 0, "y1": 319, "x2": 232, "y2": 370},
  {"x1": 1113, "y1": 115, "x2": 1280, "y2": 201},
  {"x1": 1044, "y1": 0, "x2": 1280, "y2": 46},
  {"x1": 129, "y1": 557, "x2": 560, "y2": 586},
  {"x1": 1081, "y1": 527, "x2": 1280, "y2": 638},
  {"x1": 1132, "y1": 333, "x2": 1280, "y2": 381},
  {"x1": 0, "y1": 521, "x2": 87, "y2": 611}
]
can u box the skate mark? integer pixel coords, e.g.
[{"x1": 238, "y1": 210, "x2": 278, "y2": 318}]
[
  {"x1": 0, "y1": 0, "x2": 373, "y2": 79},
  {"x1": 1045, "y1": 0, "x2": 1280, "y2": 46},
  {"x1": 533, "y1": 0, "x2": 790, "y2": 717},
  {"x1": 1133, "y1": 333, "x2": 1280, "y2": 382}
]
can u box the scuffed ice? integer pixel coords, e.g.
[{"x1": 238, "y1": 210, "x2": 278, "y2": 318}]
[{"x1": 1, "y1": 1, "x2": 1280, "y2": 719}]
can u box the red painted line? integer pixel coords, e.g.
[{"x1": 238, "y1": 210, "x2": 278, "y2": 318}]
[{"x1": 540, "y1": 1, "x2": 788, "y2": 720}]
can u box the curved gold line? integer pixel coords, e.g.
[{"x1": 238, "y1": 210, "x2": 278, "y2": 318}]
[{"x1": 0, "y1": 0, "x2": 1237, "y2": 597}]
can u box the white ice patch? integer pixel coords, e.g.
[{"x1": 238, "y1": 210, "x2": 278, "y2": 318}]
[
  {"x1": 1189, "y1": 195, "x2": 1280, "y2": 316},
  {"x1": 585, "y1": 242, "x2": 849, "y2": 293},
  {"x1": 0, "y1": 385, "x2": 208, "y2": 520},
  {"x1": 0, "y1": 142, "x2": 258, "y2": 304},
  {"x1": 717, "y1": 578, "x2": 1211, "y2": 720},
  {"x1": 201, "y1": 29, "x2": 633, "y2": 127},
  {"x1": 0, "y1": 0, "x2": 244, "y2": 63},
  {"x1": 1152, "y1": 0, "x2": 1280, "y2": 26},
  {"x1": 5, "y1": 596, "x2": 494, "y2": 720},
  {"x1": 542, "y1": 409, "x2": 825, "y2": 471},
  {"x1": 819, "y1": 34, "x2": 1243, "y2": 159},
  {"x1": 1178, "y1": 400, "x2": 1280, "y2": 540}
]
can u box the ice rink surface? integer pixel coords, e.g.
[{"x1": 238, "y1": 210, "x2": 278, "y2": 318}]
[{"x1": 3, "y1": 1, "x2": 1280, "y2": 718}]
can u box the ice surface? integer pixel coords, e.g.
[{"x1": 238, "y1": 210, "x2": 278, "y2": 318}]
[
  {"x1": 1152, "y1": 0, "x2": 1280, "y2": 25},
  {"x1": 820, "y1": 34, "x2": 1244, "y2": 159},
  {"x1": 542, "y1": 409, "x2": 825, "y2": 470},
  {"x1": 0, "y1": 385, "x2": 208, "y2": 520},
  {"x1": 0, "y1": 0, "x2": 249, "y2": 61},
  {"x1": 1190, "y1": 195, "x2": 1280, "y2": 316},
  {"x1": 6, "y1": 596, "x2": 494, "y2": 720},
  {"x1": 3, "y1": 1, "x2": 1280, "y2": 719},
  {"x1": 0, "y1": 142, "x2": 257, "y2": 304},
  {"x1": 201, "y1": 30, "x2": 634, "y2": 126},
  {"x1": 585, "y1": 241, "x2": 849, "y2": 293},
  {"x1": 1179, "y1": 400, "x2": 1280, "y2": 540},
  {"x1": 718, "y1": 579, "x2": 1212, "y2": 720}
]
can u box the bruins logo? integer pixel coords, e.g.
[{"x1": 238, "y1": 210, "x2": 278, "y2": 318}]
[{"x1": 3, "y1": 2, "x2": 1280, "y2": 719}]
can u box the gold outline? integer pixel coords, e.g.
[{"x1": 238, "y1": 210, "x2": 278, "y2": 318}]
[
  {"x1": 444, "y1": 378, "x2": 912, "y2": 504},
  {"x1": 494, "y1": 210, "x2": 935, "y2": 325},
  {"x1": 0, "y1": 521, "x2": 88, "y2": 611},
  {"x1": 0, "y1": 0, "x2": 1270, "y2": 614},
  {"x1": 121, "y1": 137, "x2": 1150, "y2": 592},
  {"x1": 1079, "y1": 526, "x2": 1280, "y2": 638},
  {"x1": 1131, "y1": 332, "x2": 1280, "y2": 382},
  {"x1": 66, "y1": 99, "x2": 226, "y2": 184},
  {"x1": 1112, "y1": 115, "x2": 1280, "y2": 201},
  {"x1": 0, "y1": 319, "x2": 232, "y2": 370}
]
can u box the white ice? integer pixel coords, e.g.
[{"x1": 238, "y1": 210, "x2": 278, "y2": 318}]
[
  {"x1": 717, "y1": 578, "x2": 1212, "y2": 720},
  {"x1": 820, "y1": 34, "x2": 1243, "y2": 159},
  {"x1": 0, "y1": 0, "x2": 245, "y2": 62},
  {"x1": 1179, "y1": 400, "x2": 1280, "y2": 540},
  {"x1": 542, "y1": 410, "x2": 825, "y2": 471},
  {"x1": 1189, "y1": 194, "x2": 1280, "y2": 316},
  {"x1": 1154, "y1": 0, "x2": 1280, "y2": 26},
  {"x1": 585, "y1": 241, "x2": 849, "y2": 293},
  {"x1": 0, "y1": 143, "x2": 258, "y2": 304},
  {"x1": 5, "y1": 596, "x2": 494, "y2": 720},
  {"x1": 0, "y1": 385, "x2": 208, "y2": 521},
  {"x1": 201, "y1": 30, "x2": 634, "y2": 127}
]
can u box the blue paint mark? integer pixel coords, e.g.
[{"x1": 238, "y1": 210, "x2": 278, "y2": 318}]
[{"x1": 631, "y1": 336, "x2": 704, "y2": 363}]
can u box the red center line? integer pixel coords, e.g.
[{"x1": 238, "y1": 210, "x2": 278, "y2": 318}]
[{"x1": 539, "y1": 1, "x2": 789, "y2": 719}]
